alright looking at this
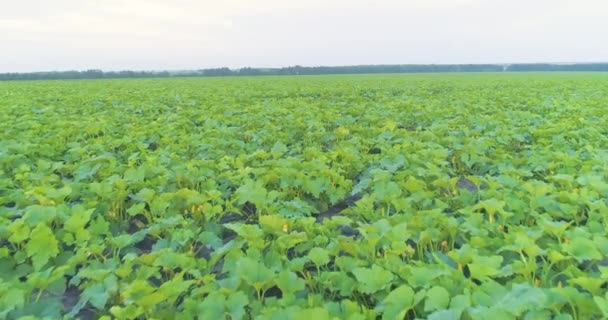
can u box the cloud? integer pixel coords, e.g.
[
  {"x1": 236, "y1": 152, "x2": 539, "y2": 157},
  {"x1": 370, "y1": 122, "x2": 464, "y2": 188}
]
[{"x1": 1, "y1": 0, "x2": 607, "y2": 72}]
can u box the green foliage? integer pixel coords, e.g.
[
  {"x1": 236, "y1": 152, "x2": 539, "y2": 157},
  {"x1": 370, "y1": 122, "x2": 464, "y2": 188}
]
[
  {"x1": 26, "y1": 224, "x2": 59, "y2": 271},
  {"x1": 353, "y1": 265, "x2": 395, "y2": 294},
  {"x1": 1, "y1": 73, "x2": 608, "y2": 318}
]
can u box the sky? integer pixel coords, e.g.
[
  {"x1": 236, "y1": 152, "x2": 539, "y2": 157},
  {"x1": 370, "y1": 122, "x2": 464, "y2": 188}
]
[{"x1": 1, "y1": 0, "x2": 608, "y2": 72}]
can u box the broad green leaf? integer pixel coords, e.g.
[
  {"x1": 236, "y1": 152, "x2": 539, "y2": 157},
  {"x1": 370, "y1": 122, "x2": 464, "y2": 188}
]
[
  {"x1": 428, "y1": 309, "x2": 461, "y2": 320},
  {"x1": 498, "y1": 284, "x2": 547, "y2": 316},
  {"x1": 23, "y1": 205, "x2": 57, "y2": 226},
  {"x1": 563, "y1": 238, "x2": 602, "y2": 262},
  {"x1": 308, "y1": 247, "x2": 330, "y2": 266},
  {"x1": 403, "y1": 176, "x2": 426, "y2": 192},
  {"x1": 82, "y1": 283, "x2": 110, "y2": 310},
  {"x1": 8, "y1": 296, "x2": 63, "y2": 319},
  {"x1": 468, "y1": 255, "x2": 503, "y2": 279},
  {"x1": 137, "y1": 291, "x2": 167, "y2": 309},
  {"x1": 593, "y1": 294, "x2": 608, "y2": 318},
  {"x1": 135, "y1": 188, "x2": 156, "y2": 203},
  {"x1": 0, "y1": 287, "x2": 25, "y2": 314},
  {"x1": 7, "y1": 220, "x2": 30, "y2": 243},
  {"x1": 353, "y1": 264, "x2": 394, "y2": 294},
  {"x1": 380, "y1": 155, "x2": 405, "y2": 172},
  {"x1": 296, "y1": 307, "x2": 330, "y2": 320},
  {"x1": 276, "y1": 271, "x2": 305, "y2": 295},
  {"x1": 199, "y1": 292, "x2": 226, "y2": 319},
  {"x1": 424, "y1": 286, "x2": 450, "y2": 312},
  {"x1": 303, "y1": 179, "x2": 326, "y2": 198},
  {"x1": 26, "y1": 223, "x2": 59, "y2": 270},
  {"x1": 235, "y1": 180, "x2": 268, "y2": 205},
  {"x1": 236, "y1": 257, "x2": 274, "y2": 290},
  {"x1": 127, "y1": 202, "x2": 146, "y2": 216},
  {"x1": 271, "y1": 142, "x2": 288, "y2": 157},
  {"x1": 259, "y1": 215, "x2": 288, "y2": 233},
  {"x1": 373, "y1": 181, "x2": 402, "y2": 201},
  {"x1": 378, "y1": 284, "x2": 415, "y2": 320},
  {"x1": 64, "y1": 206, "x2": 94, "y2": 241},
  {"x1": 226, "y1": 291, "x2": 249, "y2": 320}
]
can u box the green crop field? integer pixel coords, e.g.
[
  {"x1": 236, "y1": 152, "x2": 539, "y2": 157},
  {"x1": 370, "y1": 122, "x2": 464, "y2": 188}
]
[{"x1": 1, "y1": 73, "x2": 608, "y2": 319}]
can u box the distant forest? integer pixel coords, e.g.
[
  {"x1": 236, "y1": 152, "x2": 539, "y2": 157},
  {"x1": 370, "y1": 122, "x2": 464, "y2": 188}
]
[{"x1": 1, "y1": 63, "x2": 608, "y2": 81}]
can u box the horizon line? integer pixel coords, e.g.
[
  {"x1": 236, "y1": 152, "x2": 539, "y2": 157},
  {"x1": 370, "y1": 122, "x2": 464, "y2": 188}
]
[{"x1": 3, "y1": 61, "x2": 608, "y2": 74}]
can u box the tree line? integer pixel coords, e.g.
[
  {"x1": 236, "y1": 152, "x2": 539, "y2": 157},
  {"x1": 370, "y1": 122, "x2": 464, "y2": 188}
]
[{"x1": 1, "y1": 63, "x2": 607, "y2": 81}]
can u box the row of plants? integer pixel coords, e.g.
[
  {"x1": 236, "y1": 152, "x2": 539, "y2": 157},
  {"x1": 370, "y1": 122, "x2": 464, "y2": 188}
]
[{"x1": 1, "y1": 73, "x2": 607, "y2": 319}]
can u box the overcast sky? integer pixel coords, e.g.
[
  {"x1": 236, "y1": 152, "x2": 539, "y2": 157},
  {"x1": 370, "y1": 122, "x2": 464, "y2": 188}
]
[{"x1": 1, "y1": 0, "x2": 607, "y2": 72}]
